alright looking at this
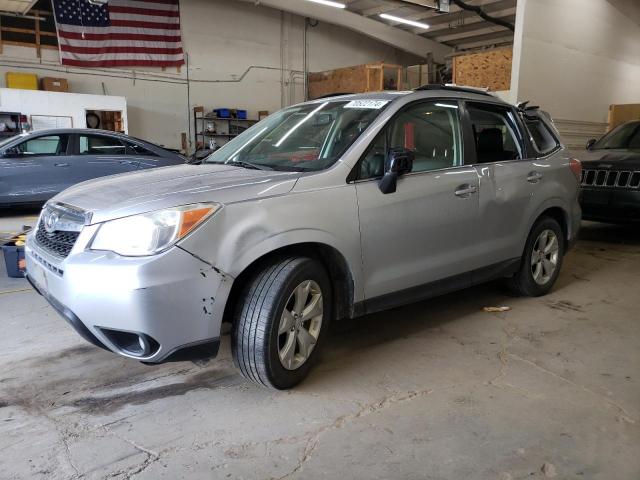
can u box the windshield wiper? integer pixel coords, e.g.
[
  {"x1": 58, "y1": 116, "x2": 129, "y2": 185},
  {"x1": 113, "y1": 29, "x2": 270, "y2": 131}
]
[{"x1": 224, "y1": 160, "x2": 272, "y2": 170}]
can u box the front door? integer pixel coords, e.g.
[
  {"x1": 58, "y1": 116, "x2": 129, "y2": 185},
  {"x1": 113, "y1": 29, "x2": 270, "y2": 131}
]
[
  {"x1": 354, "y1": 100, "x2": 481, "y2": 305},
  {"x1": 0, "y1": 133, "x2": 72, "y2": 204}
]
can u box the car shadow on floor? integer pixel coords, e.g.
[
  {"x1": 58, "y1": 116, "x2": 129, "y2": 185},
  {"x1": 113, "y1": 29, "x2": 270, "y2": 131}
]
[{"x1": 578, "y1": 221, "x2": 640, "y2": 245}]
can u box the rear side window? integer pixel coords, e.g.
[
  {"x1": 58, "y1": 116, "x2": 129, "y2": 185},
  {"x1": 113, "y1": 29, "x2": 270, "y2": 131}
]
[
  {"x1": 525, "y1": 118, "x2": 559, "y2": 155},
  {"x1": 127, "y1": 142, "x2": 158, "y2": 156},
  {"x1": 467, "y1": 103, "x2": 522, "y2": 163},
  {"x1": 79, "y1": 135, "x2": 126, "y2": 155}
]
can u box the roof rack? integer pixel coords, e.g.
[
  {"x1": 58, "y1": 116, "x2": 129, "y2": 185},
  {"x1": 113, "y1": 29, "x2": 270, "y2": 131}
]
[{"x1": 414, "y1": 84, "x2": 494, "y2": 97}]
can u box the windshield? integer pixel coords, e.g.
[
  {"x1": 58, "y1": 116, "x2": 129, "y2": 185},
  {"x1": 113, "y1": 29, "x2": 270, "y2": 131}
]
[
  {"x1": 0, "y1": 133, "x2": 25, "y2": 149},
  {"x1": 205, "y1": 100, "x2": 389, "y2": 171},
  {"x1": 592, "y1": 122, "x2": 640, "y2": 150}
]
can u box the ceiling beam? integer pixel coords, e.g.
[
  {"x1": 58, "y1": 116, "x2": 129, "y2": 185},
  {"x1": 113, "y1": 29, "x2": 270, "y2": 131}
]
[
  {"x1": 421, "y1": 9, "x2": 516, "y2": 35},
  {"x1": 242, "y1": 0, "x2": 452, "y2": 62}
]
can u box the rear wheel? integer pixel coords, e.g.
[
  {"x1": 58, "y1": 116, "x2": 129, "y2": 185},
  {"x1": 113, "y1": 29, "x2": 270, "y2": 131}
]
[
  {"x1": 231, "y1": 257, "x2": 331, "y2": 389},
  {"x1": 507, "y1": 217, "x2": 564, "y2": 297}
]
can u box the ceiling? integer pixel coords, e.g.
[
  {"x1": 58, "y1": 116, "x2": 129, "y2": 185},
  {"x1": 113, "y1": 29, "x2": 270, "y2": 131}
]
[
  {"x1": 0, "y1": 0, "x2": 38, "y2": 15},
  {"x1": 344, "y1": 0, "x2": 517, "y2": 51}
]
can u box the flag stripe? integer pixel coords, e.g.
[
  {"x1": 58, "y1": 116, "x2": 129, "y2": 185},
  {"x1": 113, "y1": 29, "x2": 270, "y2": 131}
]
[
  {"x1": 60, "y1": 38, "x2": 181, "y2": 48},
  {"x1": 108, "y1": 5, "x2": 180, "y2": 17},
  {"x1": 60, "y1": 44, "x2": 183, "y2": 55},
  {"x1": 61, "y1": 59, "x2": 184, "y2": 68},
  {"x1": 58, "y1": 31, "x2": 181, "y2": 43},
  {"x1": 110, "y1": 19, "x2": 181, "y2": 30},
  {"x1": 58, "y1": 24, "x2": 181, "y2": 36}
]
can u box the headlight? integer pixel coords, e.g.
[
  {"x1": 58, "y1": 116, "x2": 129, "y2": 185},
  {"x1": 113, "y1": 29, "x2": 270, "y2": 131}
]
[{"x1": 90, "y1": 203, "x2": 220, "y2": 256}]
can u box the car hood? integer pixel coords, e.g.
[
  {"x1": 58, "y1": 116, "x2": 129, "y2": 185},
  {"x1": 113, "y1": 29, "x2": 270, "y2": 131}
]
[
  {"x1": 51, "y1": 164, "x2": 300, "y2": 224},
  {"x1": 580, "y1": 149, "x2": 640, "y2": 169}
]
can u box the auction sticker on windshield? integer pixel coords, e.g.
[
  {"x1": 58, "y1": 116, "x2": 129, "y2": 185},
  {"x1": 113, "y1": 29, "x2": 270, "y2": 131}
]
[{"x1": 344, "y1": 100, "x2": 389, "y2": 109}]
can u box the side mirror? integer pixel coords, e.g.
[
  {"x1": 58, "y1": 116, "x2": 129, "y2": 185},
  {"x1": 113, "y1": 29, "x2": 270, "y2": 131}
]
[
  {"x1": 3, "y1": 147, "x2": 21, "y2": 157},
  {"x1": 586, "y1": 138, "x2": 596, "y2": 150},
  {"x1": 378, "y1": 147, "x2": 414, "y2": 194}
]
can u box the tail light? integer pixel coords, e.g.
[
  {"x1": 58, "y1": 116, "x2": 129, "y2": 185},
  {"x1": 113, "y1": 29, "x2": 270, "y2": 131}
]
[{"x1": 569, "y1": 158, "x2": 582, "y2": 182}]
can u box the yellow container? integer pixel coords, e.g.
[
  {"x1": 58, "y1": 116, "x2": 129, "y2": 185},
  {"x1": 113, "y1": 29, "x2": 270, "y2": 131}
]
[{"x1": 6, "y1": 72, "x2": 38, "y2": 90}]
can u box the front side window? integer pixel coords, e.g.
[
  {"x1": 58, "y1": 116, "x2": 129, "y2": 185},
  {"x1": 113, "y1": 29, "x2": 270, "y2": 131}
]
[
  {"x1": 358, "y1": 101, "x2": 463, "y2": 179},
  {"x1": 592, "y1": 122, "x2": 640, "y2": 150},
  {"x1": 205, "y1": 100, "x2": 388, "y2": 171},
  {"x1": 467, "y1": 104, "x2": 522, "y2": 163},
  {"x1": 524, "y1": 117, "x2": 559, "y2": 155},
  {"x1": 79, "y1": 135, "x2": 127, "y2": 155},
  {"x1": 13, "y1": 135, "x2": 68, "y2": 156}
]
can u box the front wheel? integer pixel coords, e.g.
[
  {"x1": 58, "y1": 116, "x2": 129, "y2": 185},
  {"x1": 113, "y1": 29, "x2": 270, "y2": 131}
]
[
  {"x1": 231, "y1": 257, "x2": 331, "y2": 389},
  {"x1": 507, "y1": 216, "x2": 565, "y2": 297}
]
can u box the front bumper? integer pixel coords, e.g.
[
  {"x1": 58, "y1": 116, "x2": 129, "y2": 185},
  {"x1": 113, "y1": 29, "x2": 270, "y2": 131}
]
[
  {"x1": 580, "y1": 188, "x2": 640, "y2": 223},
  {"x1": 25, "y1": 234, "x2": 231, "y2": 362}
]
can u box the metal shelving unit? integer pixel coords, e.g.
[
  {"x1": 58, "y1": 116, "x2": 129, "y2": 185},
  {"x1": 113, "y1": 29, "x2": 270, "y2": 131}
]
[{"x1": 193, "y1": 106, "x2": 257, "y2": 152}]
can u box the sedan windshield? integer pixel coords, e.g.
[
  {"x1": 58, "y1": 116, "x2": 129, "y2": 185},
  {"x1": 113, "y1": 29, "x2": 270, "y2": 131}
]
[
  {"x1": 592, "y1": 121, "x2": 640, "y2": 150},
  {"x1": 205, "y1": 100, "x2": 388, "y2": 171}
]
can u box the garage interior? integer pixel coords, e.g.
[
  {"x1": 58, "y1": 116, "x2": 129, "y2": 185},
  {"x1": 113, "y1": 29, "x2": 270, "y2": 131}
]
[{"x1": 1, "y1": 0, "x2": 639, "y2": 479}]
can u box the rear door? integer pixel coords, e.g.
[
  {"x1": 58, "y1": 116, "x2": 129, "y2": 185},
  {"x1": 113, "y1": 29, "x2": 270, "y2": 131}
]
[
  {"x1": 464, "y1": 101, "x2": 542, "y2": 264},
  {"x1": 0, "y1": 133, "x2": 72, "y2": 204},
  {"x1": 354, "y1": 100, "x2": 481, "y2": 305},
  {"x1": 69, "y1": 133, "x2": 140, "y2": 182}
]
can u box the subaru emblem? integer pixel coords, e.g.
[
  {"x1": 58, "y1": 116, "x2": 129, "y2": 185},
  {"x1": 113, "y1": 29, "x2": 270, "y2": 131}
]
[{"x1": 43, "y1": 209, "x2": 59, "y2": 234}]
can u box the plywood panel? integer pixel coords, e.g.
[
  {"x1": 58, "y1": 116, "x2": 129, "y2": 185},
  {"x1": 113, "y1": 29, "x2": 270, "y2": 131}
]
[
  {"x1": 308, "y1": 65, "x2": 368, "y2": 100},
  {"x1": 453, "y1": 47, "x2": 512, "y2": 91},
  {"x1": 307, "y1": 62, "x2": 403, "y2": 99}
]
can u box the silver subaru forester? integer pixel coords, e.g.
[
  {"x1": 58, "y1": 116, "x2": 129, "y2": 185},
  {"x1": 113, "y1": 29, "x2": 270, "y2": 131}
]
[{"x1": 26, "y1": 86, "x2": 582, "y2": 389}]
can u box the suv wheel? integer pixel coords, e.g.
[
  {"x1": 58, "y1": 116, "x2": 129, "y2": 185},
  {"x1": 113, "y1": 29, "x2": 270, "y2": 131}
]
[
  {"x1": 507, "y1": 216, "x2": 565, "y2": 297},
  {"x1": 231, "y1": 257, "x2": 331, "y2": 389}
]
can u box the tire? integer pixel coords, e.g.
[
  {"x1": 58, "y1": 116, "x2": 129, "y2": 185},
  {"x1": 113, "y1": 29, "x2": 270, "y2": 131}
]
[
  {"x1": 231, "y1": 257, "x2": 332, "y2": 389},
  {"x1": 507, "y1": 216, "x2": 565, "y2": 297}
]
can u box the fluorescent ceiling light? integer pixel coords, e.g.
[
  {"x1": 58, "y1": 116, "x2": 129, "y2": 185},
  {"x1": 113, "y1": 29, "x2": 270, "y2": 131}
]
[
  {"x1": 306, "y1": 0, "x2": 346, "y2": 8},
  {"x1": 379, "y1": 13, "x2": 430, "y2": 29}
]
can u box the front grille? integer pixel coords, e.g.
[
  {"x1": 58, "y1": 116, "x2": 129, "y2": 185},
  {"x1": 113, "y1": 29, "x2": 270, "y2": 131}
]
[
  {"x1": 581, "y1": 169, "x2": 640, "y2": 189},
  {"x1": 35, "y1": 220, "x2": 80, "y2": 258}
]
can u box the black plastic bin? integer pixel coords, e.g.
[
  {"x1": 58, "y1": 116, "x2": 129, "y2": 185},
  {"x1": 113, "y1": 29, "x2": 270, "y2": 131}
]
[{"x1": 2, "y1": 244, "x2": 25, "y2": 278}]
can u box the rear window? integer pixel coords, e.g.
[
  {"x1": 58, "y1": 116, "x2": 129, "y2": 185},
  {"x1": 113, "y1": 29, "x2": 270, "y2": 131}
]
[{"x1": 525, "y1": 118, "x2": 559, "y2": 155}]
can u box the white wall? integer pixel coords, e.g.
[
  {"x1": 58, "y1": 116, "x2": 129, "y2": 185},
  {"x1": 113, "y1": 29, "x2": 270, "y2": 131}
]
[
  {"x1": 511, "y1": 0, "x2": 640, "y2": 123},
  {"x1": 0, "y1": 0, "x2": 422, "y2": 151},
  {"x1": 0, "y1": 88, "x2": 127, "y2": 132}
]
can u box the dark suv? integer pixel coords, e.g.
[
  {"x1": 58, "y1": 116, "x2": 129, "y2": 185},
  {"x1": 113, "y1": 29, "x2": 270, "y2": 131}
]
[{"x1": 581, "y1": 120, "x2": 640, "y2": 223}]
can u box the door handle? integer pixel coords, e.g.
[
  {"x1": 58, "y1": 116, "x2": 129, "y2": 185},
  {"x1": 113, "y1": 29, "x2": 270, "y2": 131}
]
[
  {"x1": 454, "y1": 184, "x2": 478, "y2": 197},
  {"x1": 527, "y1": 171, "x2": 543, "y2": 183},
  {"x1": 54, "y1": 163, "x2": 69, "y2": 167}
]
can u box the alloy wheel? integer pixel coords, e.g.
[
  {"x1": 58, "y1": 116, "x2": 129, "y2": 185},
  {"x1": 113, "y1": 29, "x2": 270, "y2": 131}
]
[
  {"x1": 531, "y1": 229, "x2": 559, "y2": 285},
  {"x1": 277, "y1": 280, "x2": 323, "y2": 370}
]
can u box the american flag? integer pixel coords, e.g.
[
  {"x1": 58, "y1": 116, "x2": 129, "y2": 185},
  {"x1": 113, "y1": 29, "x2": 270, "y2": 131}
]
[{"x1": 52, "y1": 0, "x2": 184, "y2": 68}]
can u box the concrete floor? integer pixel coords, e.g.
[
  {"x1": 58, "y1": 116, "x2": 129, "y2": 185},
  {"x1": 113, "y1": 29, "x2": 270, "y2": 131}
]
[{"x1": 0, "y1": 211, "x2": 638, "y2": 480}]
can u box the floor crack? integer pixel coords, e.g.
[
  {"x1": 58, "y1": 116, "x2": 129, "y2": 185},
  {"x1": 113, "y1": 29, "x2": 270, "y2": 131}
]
[
  {"x1": 507, "y1": 353, "x2": 637, "y2": 424},
  {"x1": 275, "y1": 388, "x2": 434, "y2": 479}
]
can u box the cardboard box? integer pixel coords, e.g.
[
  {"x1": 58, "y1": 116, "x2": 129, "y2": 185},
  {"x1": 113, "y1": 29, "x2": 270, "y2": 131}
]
[
  {"x1": 41, "y1": 77, "x2": 69, "y2": 92},
  {"x1": 608, "y1": 104, "x2": 640, "y2": 131},
  {"x1": 6, "y1": 72, "x2": 38, "y2": 90}
]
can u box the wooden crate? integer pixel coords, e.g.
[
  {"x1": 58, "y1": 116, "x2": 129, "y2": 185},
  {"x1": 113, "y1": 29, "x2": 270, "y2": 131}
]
[
  {"x1": 308, "y1": 62, "x2": 403, "y2": 99},
  {"x1": 608, "y1": 104, "x2": 640, "y2": 131},
  {"x1": 452, "y1": 47, "x2": 512, "y2": 91}
]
